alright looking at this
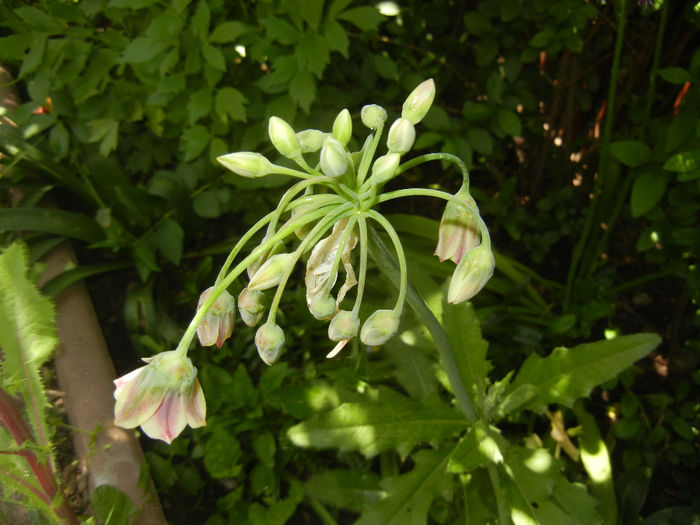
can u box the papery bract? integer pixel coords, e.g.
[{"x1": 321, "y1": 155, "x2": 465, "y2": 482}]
[
  {"x1": 447, "y1": 244, "x2": 495, "y2": 304},
  {"x1": 113, "y1": 350, "x2": 206, "y2": 444},
  {"x1": 196, "y1": 286, "x2": 235, "y2": 347}
]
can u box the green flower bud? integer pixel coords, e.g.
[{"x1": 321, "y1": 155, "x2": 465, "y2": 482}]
[
  {"x1": 447, "y1": 244, "x2": 495, "y2": 304},
  {"x1": 248, "y1": 252, "x2": 294, "y2": 291},
  {"x1": 370, "y1": 152, "x2": 401, "y2": 184},
  {"x1": 217, "y1": 152, "x2": 274, "y2": 178},
  {"x1": 196, "y1": 287, "x2": 236, "y2": 347},
  {"x1": 435, "y1": 186, "x2": 480, "y2": 264},
  {"x1": 238, "y1": 287, "x2": 266, "y2": 327},
  {"x1": 387, "y1": 118, "x2": 416, "y2": 154},
  {"x1": 255, "y1": 322, "x2": 285, "y2": 365},
  {"x1": 332, "y1": 108, "x2": 352, "y2": 145},
  {"x1": 297, "y1": 129, "x2": 326, "y2": 153},
  {"x1": 328, "y1": 310, "x2": 360, "y2": 342},
  {"x1": 360, "y1": 309, "x2": 400, "y2": 346},
  {"x1": 320, "y1": 136, "x2": 348, "y2": 177},
  {"x1": 309, "y1": 293, "x2": 337, "y2": 320},
  {"x1": 401, "y1": 78, "x2": 435, "y2": 125},
  {"x1": 268, "y1": 116, "x2": 301, "y2": 158},
  {"x1": 247, "y1": 240, "x2": 285, "y2": 279},
  {"x1": 361, "y1": 104, "x2": 387, "y2": 129}
]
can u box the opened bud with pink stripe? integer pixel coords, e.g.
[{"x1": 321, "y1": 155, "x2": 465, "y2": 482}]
[
  {"x1": 435, "y1": 186, "x2": 481, "y2": 265},
  {"x1": 113, "y1": 350, "x2": 206, "y2": 444},
  {"x1": 196, "y1": 287, "x2": 235, "y2": 347}
]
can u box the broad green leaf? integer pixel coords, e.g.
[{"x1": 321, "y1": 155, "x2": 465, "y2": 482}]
[
  {"x1": 663, "y1": 149, "x2": 700, "y2": 172},
  {"x1": 356, "y1": 447, "x2": 454, "y2": 525},
  {"x1": 191, "y1": 0, "x2": 211, "y2": 41},
  {"x1": 463, "y1": 101, "x2": 493, "y2": 122},
  {"x1": 153, "y1": 218, "x2": 184, "y2": 264},
  {"x1": 187, "y1": 88, "x2": 213, "y2": 124},
  {"x1": 447, "y1": 423, "x2": 502, "y2": 473},
  {"x1": 122, "y1": 37, "x2": 169, "y2": 63},
  {"x1": 257, "y1": 55, "x2": 298, "y2": 94},
  {"x1": 202, "y1": 44, "x2": 225, "y2": 71},
  {"x1": 463, "y1": 11, "x2": 493, "y2": 36},
  {"x1": 180, "y1": 125, "x2": 210, "y2": 162},
  {"x1": 610, "y1": 140, "x2": 651, "y2": 167},
  {"x1": 630, "y1": 172, "x2": 666, "y2": 217},
  {"x1": 209, "y1": 21, "x2": 251, "y2": 43},
  {"x1": 275, "y1": 382, "x2": 343, "y2": 420},
  {"x1": 252, "y1": 431, "x2": 276, "y2": 469},
  {"x1": 304, "y1": 469, "x2": 382, "y2": 513},
  {"x1": 289, "y1": 70, "x2": 316, "y2": 113},
  {"x1": 262, "y1": 17, "x2": 300, "y2": 45},
  {"x1": 498, "y1": 108, "x2": 522, "y2": 136},
  {"x1": 658, "y1": 67, "x2": 691, "y2": 85},
  {"x1": 287, "y1": 387, "x2": 466, "y2": 458},
  {"x1": 384, "y1": 335, "x2": 438, "y2": 400},
  {"x1": 0, "y1": 243, "x2": 57, "y2": 451},
  {"x1": 0, "y1": 208, "x2": 104, "y2": 243},
  {"x1": 192, "y1": 189, "x2": 221, "y2": 218},
  {"x1": 90, "y1": 484, "x2": 136, "y2": 525},
  {"x1": 323, "y1": 18, "x2": 349, "y2": 57},
  {"x1": 295, "y1": 32, "x2": 330, "y2": 78},
  {"x1": 504, "y1": 333, "x2": 660, "y2": 414},
  {"x1": 215, "y1": 87, "x2": 247, "y2": 123},
  {"x1": 337, "y1": 7, "x2": 386, "y2": 31},
  {"x1": 204, "y1": 431, "x2": 242, "y2": 478},
  {"x1": 300, "y1": 0, "x2": 324, "y2": 30},
  {"x1": 373, "y1": 53, "x2": 399, "y2": 81},
  {"x1": 443, "y1": 300, "x2": 492, "y2": 405},
  {"x1": 18, "y1": 33, "x2": 47, "y2": 79},
  {"x1": 530, "y1": 27, "x2": 555, "y2": 48},
  {"x1": 467, "y1": 127, "x2": 493, "y2": 155}
]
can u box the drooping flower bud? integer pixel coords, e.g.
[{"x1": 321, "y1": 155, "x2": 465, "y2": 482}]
[
  {"x1": 196, "y1": 287, "x2": 236, "y2": 347},
  {"x1": 387, "y1": 118, "x2": 416, "y2": 154},
  {"x1": 332, "y1": 109, "x2": 352, "y2": 145},
  {"x1": 297, "y1": 129, "x2": 326, "y2": 153},
  {"x1": 328, "y1": 310, "x2": 360, "y2": 342},
  {"x1": 248, "y1": 253, "x2": 294, "y2": 291},
  {"x1": 435, "y1": 186, "x2": 480, "y2": 265},
  {"x1": 447, "y1": 244, "x2": 495, "y2": 304},
  {"x1": 361, "y1": 104, "x2": 387, "y2": 129},
  {"x1": 360, "y1": 309, "x2": 401, "y2": 346},
  {"x1": 247, "y1": 240, "x2": 285, "y2": 279},
  {"x1": 309, "y1": 293, "x2": 337, "y2": 320},
  {"x1": 238, "y1": 287, "x2": 266, "y2": 327},
  {"x1": 268, "y1": 116, "x2": 301, "y2": 159},
  {"x1": 255, "y1": 322, "x2": 285, "y2": 365},
  {"x1": 217, "y1": 152, "x2": 275, "y2": 178},
  {"x1": 402, "y1": 78, "x2": 436, "y2": 125},
  {"x1": 320, "y1": 136, "x2": 348, "y2": 177},
  {"x1": 371, "y1": 152, "x2": 401, "y2": 184},
  {"x1": 113, "y1": 350, "x2": 206, "y2": 444}
]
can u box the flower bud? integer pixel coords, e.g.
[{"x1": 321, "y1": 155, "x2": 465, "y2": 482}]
[
  {"x1": 370, "y1": 153, "x2": 401, "y2": 184},
  {"x1": 255, "y1": 322, "x2": 285, "y2": 365},
  {"x1": 247, "y1": 240, "x2": 285, "y2": 279},
  {"x1": 196, "y1": 287, "x2": 236, "y2": 347},
  {"x1": 297, "y1": 129, "x2": 326, "y2": 153},
  {"x1": 328, "y1": 310, "x2": 360, "y2": 341},
  {"x1": 238, "y1": 287, "x2": 266, "y2": 327},
  {"x1": 268, "y1": 116, "x2": 301, "y2": 159},
  {"x1": 435, "y1": 186, "x2": 480, "y2": 265},
  {"x1": 387, "y1": 118, "x2": 416, "y2": 154},
  {"x1": 309, "y1": 293, "x2": 337, "y2": 320},
  {"x1": 248, "y1": 253, "x2": 294, "y2": 291},
  {"x1": 402, "y1": 78, "x2": 436, "y2": 125},
  {"x1": 332, "y1": 109, "x2": 352, "y2": 145},
  {"x1": 361, "y1": 104, "x2": 387, "y2": 129},
  {"x1": 360, "y1": 309, "x2": 400, "y2": 346},
  {"x1": 320, "y1": 136, "x2": 348, "y2": 177},
  {"x1": 447, "y1": 244, "x2": 495, "y2": 304},
  {"x1": 217, "y1": 152, "x2": 275, "y2": 178}
]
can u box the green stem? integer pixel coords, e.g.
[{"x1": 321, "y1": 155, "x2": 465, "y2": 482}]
[
  {"x1": 487, "y1": 465, "x2": 510, "y2": 525},
  {"x1": 356, "y1": 122, "x2": 385, "y2": 187},
  {"x1": 396, "y1": 152, "x2": 470, "y2": 188},
  {"x1": 564, "y1": 0, "x2": 627, "y2": 309},
  {"x1": 367, "y1": 211, "x2": 408, "y2": 312},
  {"x1": 352, "y1": 215, "x2": 369, "y2": 316}
]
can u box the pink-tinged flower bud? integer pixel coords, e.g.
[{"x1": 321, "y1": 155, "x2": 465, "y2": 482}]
[
  {"x1": 435, "y1": 187, "x2": 481, "y2": 265},
  {"x1": 387, "y1": 118, "x2": 416, "y2": 154},
  {"x1": 248, "y1": 253, "x2": 294, "y2": 291},
  {"x1": 297, "y1": 129, "x2": 326, "y2": 153},
  {"x1": 361, "y1": 104, "x2": 387, "y2": 129},
  {"x1": 113, "y1": 350, "x2": 206, "y2": 444},
  {"x1": 255, "y1": 322, "x2": 285, "y2": 365},
  {"x1": 447, "y1": 244, "x2": 495, "y2": 304},
  {"x1": 332, "y1": 109, "x2": 352, "y2": 145},
  {"x1": 328, "y1": 310, "x2": 360, "y2": 342},
  {"x1": 360, "y1": 309, "x2": 400, "y2": 346},
  {"x1": 217, "y1": 152, "x2": 274, "y2": 178},
  {"x1": 402, "y1": 78, "x2": 436, "y2": 125},
  {"x1": 320, "y1": 136, "x2": 348, "y2": 177},
  {"x1": 196, "y1": 287, "x2": 235, "y2": 347},
  {"x1": 309, "y1": 293, "x2": 337, "y2": 320},
  {"x1": 371, "y1": 153, "x2": 401, "y2": 184},
  {"x1": 238, "y1": 287, "x2": 266, "y2": 327},
  {"x1": 268, "y1": 116, "x2": 301, "y2": 159}
]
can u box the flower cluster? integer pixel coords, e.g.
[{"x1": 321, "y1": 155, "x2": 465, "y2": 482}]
[{"x1": 113, "y1": 79, "x2": 494, "y2": 443}]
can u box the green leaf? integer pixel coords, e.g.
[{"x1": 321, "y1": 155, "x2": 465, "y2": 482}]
[
  {"x1": 187, "y1": 88, "x2": 213, "y2": 124},
  {"x1": 252, "y1": 431, "x2": 276, "y2": 469},
  {"x1": 305, "y1": 469, "x2": 382, "y2": 513},
  {"x1": 90, "y1": 484, "x2": 136, "y2": 525},
  {"x1": 202, "y1": 44, "x2": 226, "y2": 71},
  {"x1": 215, "y1": 87, "x2": 247, "y2": 123},
  {"x1": 384, "y1": 336, "x2": 438, "y2": 400},
  {"x1": 323, "y1": 18, "x2": 349, "y2": 57},
  {"x1": 209, "y1": 21, "x2": 251, "y2": 43},
  {"x1": 467, "y1": 127, "x2": 493, "y2": 155},
  {"x1": 658, "y1": 67, "x2": 691, "y2": 85},
  {"x1": 153, "y1": 218, "x2": 184, "y2": 264},
  {"x1": 289, "y1": 70, "x2": 316, "y2": 113},
  {"x1": 337, "y1": 7, "x2": 386, "y2": 31},
  {"x1": 630, "y1": 173, "x2": 666, "y2": 217},
  {"x1": 192, "y1": 0, "x2": 211, "y2": 41},
  {"x1": 300, "y1": 0, "x2": 324, "y2": 30},
  {"x1": 356, "y1": 447, "x2": 454, "y2": 525},
  {"x1": 447, "y1": 423, "x2": 503, "y2": 474},
  {"x1": 296, "y1": 32, "x2": 330, "y2": 78},
  {"x1": 18, "y1": 33, "x2": 47, "y2": 79},
  {"x1": 262, "y1": 17, "x2": 300, "y2": 45},
  {"x1": 192, "y1": 189, "x2": 221, "y2": 218},
  {"x1": 0, "y1": 208, "x2": 104, "y2": 243},
  {"x1": 462, "y1": 101, "x2": 493, "y2": 122},
  {"x1": 204, "y1": 431, "x2": 242, "y2": 478},
  {"x1": 122, "y1": 37, "x2": 169, "y2": 63},
  {"x1": 372, "y1": 53, "x2": 399, "y2": 81},
  {"x1": 41, "y1": 261, "x2": 131, "y2": 298},
  {"x1": 287, "y1": 387, "x2": 466, "y2": 458},
  {"x1": 663, "y1": 149, "x2": 700, "y2": 172},
  {"x1": 497, "y1": 108, "x2": 522, "y2": 136},
  {"x1": 109, "y1": 0, "x2": 158, "y2": 7},
  {"x1": 610, "y1": 140, "x2": 651, "y2": 167},
  {"x1": 530, "y1": 27, "x2": 555, "y2": 48},
  {"x1": 180, "y1": 125, "x2": 210, "y2": 162},
  {"x1": 504, "y1": 333, "x2": 661, "y2": 414},
  {"x1": 443, "y1": 301, "x2": 492, "y2": 405}
]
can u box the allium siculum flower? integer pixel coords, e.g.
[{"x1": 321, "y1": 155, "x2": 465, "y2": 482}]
[
  {"x1": 447, "y1": 244, "x2": 495, "y2": 304},
  {"x1": 196, "y1": 287, "x2": 235, "y2": 347},
  {"x1": 434, "y1": 186, "x2": 480, "y2": 265},
  {"x1": 113, "y1": 350, "x2": 206, "y2": 444}
]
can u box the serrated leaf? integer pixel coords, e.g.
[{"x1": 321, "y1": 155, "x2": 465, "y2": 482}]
[
  {"x1": 192, "y1": 0, "x2": 210, "y2": 41},
  {"x1": 262, "y1": 17, "x2": 300, "y2": 45},
  {"x1": 504, "y1": 334, "x2": 660, "y2": 414},
  {"x1": 324, "y1": 18, "x2": 349, "y2": 57},
  {"x1": 630, "y1": 173, "x2": 666, "y2": 217},
  {"x1": 610, "y1": 140, "x2": 651, "y2": 167},
  {"x1": 202, "y1": 44, "x2": 226, "y2": 71},
  {"x1": 287, "y1": 387, "x2": 466, "y2": 458},
  {"x1": 296, "y1": 32, "x2": 330, "y2": 78},
  {"x1": 289, "y1": 70, "x2": 316, "y2": 113},
  {"x1": 337, "y1": 6, "x2": 386, "y2": 31},
  {"x1": 187, "y1": 88, "x2": 213, "y2": 124},
  {"x1": 215, "y1": 87, "x2": 247, "y2": 123},
  {"x1": 209, "y1": 21, "x2": 252, "y2": 43},
  {"x1": 18, "y1": 33, "x2": 46, "y2": 79},
  {"x1": 180, "y1": 125, "x2": 210, "y2": 161},
  {"x1": 663, "y1": 149, "x2": 700, "y2": 172}
]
